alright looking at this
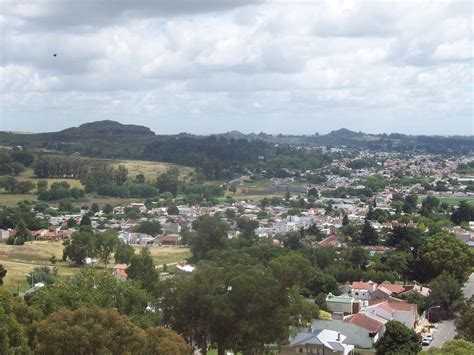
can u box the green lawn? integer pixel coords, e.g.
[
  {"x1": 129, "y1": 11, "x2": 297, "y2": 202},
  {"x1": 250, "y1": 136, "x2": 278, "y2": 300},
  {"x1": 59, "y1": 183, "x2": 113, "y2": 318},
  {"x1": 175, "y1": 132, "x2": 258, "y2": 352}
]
[{"x1": 436, "y1": 197, "x2": 474, "y2": 206}]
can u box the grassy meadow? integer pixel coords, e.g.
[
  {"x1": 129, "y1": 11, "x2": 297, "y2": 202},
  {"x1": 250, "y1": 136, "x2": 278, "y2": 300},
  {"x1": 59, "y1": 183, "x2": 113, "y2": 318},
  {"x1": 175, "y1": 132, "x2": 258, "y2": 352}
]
[
  {"x1": 0, "y1": 241, "x2": 191, "y2": 291},
  {"x1": 0, "y1": 158, "x2": 194, "y2": 207}
]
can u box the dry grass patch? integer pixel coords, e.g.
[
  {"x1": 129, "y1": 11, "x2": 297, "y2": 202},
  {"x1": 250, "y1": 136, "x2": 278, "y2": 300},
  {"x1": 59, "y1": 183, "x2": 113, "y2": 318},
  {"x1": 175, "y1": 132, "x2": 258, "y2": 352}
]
[
  {"x1": 133, "y1": 245, "x2": 192, "y2": 266},
  {"x1": 108, "y1": 159, "x2": 194, "y2": 182},
  {"x1": 0, "y1": 241, "x2": 77, "y2": 290}
]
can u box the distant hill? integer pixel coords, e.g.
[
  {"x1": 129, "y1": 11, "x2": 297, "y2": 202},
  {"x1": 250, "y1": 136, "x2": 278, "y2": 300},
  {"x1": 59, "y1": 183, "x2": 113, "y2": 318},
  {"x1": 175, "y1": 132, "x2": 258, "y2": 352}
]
[
  {"x1": 0, "y1": 121, "x2": 473, "y2": 158},
  {"x1": 49, "y1": 120, "x2": 155, "y2": 138}
]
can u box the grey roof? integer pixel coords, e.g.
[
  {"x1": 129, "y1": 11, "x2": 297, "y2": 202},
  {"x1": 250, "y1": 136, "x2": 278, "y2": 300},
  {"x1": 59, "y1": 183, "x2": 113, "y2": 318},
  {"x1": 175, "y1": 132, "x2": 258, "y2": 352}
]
[{"x1": 290, "y1": 332, "x2": 322, "y2": 346}]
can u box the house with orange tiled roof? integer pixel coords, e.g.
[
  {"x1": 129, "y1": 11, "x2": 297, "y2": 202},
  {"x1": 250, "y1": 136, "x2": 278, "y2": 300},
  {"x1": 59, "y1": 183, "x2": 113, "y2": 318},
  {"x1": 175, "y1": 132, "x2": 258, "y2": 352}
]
[
  {"x1": 340, "y1": 280, "x2": 429, "y2": 302},
  {"x1": 112, "y1": 264, "x2": 128, "y2": 281},
  {"x1": 361, "y1": 299, "x2": 418, "y2": 329}
]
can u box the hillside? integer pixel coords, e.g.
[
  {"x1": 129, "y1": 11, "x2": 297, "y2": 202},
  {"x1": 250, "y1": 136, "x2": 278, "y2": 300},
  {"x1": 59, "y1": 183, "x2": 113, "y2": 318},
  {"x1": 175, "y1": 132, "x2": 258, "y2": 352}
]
[{"x1": 1, "y1": 121, "x2": 473, "y2": 160}]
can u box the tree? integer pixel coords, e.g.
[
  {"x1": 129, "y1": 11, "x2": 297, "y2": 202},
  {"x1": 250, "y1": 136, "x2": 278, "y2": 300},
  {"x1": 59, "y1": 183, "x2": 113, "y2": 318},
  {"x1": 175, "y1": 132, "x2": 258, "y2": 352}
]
[
  {"x1": 135, "y1": 173, "x2": 146, "y2": 184},
  {"x1": 13, "y1": 219, "x2": 32, "y2": 245},
  {"x1": 229, "y1": 184, "x2": 237, "y2": 194},
  {"x1": 304, "y1": 269, "x2": 338, "y2": 297},
  {"x1": 134, "y1": 220, "x2": 162, "y2": 236},
  {"x1": 360, "y1": 219, "x2": 378, "y2": 245},
  {"x1": 29, "y1": 268, "x2": 150, "y2": 321},
  {"x1": 420, "y1": 234, "x2": 474, "y2": 282},
  {"x1": 90, "y1": 202, "x2": 100, "y2": 213},
  {"x1": 80, "y1": 215, "x2": 91, "y2": 226},
  {"x1": 375, "y1": 320, "x2": 421, "y2": 355},
  {"x1": 27, "y1": 267, "x2": 56, "y2": 286},
  {"x1": 190, "y1": 215, "x2": 229, "y2": 260},
  {"x1": 114, "y1": 243, "x2": 135, "y2": 264},
  {"x1": 0, "y1": 264, "x2": 6, "y2": 285},
  {"x1": 145, "y1": 326, "x2": 190, "y2": 355},
  {"x1": 63, "y1": 229, "x2": 96, "y2": 265},
  {"x1": 103, "y1": 203, "x2": 113, "y2": 214},
  {"x1": 36, "y1": 306, "x2": 146, "y2": 354},
  {"x1": 167, "y1": 205, "x2": 179, "y2": 215},
  {"x1": 126, "y1": 247, "x2": 159, "y2": 292},
  {"x1": 0, "y1": 289, "x2": 32, "y2": 354},
  {"x1": 161, "y1": 262, "x2": 291, "y2": 355},
  {"x1": 427, "y1": 272, "x2": 463, "y2": 316},
  {"x1": 455, "y1": 297, "x2": 474, "y2": 343},
  {"x1": 383, "y1": 251, "x2": 413, "y2": 280},
  {"x1": 427, "y1": 339, "x2": 474, "y2": 355},
  {"x1": 269, "y1": 252, "x2": 313, "y2": 290},
  {"x1": 156, "y1": 169, "x2": 180, "y2": 197},
  {"x1": 342, "y1": 214, "x2": 349, "y2": 226},
  {"x1": 451, "y1": 201, "x2": 474, "y2": 224},
  {"x1": 346, "y1": 246, "x2": 370, "y2": 270},
  {"x1": 403, "y1": 194, "x2": 418, "y2": 213},
  {"x1": 96, "y1": 229, "x2": 119, "y2": 266},
  {"x1": 422, "y1": 196, "x2": 440, "y2": 211}
]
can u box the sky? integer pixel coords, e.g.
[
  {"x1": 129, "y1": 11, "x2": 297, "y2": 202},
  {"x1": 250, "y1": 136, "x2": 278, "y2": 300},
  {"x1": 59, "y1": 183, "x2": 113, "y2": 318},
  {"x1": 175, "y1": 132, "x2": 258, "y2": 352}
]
[{"x1": 0, "y1": 0, "x2": 473, "y2": 135}]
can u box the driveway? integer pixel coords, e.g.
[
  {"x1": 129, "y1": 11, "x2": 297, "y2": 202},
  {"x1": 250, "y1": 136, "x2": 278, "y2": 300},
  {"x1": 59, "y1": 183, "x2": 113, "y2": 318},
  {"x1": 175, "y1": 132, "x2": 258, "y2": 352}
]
[{"x1": 423, "y1": 272, "x2": 474, "y2": 350}]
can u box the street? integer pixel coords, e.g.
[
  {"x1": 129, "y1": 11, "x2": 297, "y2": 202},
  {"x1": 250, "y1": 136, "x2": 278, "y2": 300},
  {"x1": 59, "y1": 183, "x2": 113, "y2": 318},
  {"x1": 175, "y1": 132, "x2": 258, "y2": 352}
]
[{"x1": 424, "y1": 273, "x2": 474, "y2": 350}]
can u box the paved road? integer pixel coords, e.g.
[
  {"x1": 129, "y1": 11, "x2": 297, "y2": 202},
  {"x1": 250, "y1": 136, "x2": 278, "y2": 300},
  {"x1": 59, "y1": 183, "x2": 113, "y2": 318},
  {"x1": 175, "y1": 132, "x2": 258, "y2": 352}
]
[{"x1": 424, "y1": 273, "x2": 474, "y2": 350}]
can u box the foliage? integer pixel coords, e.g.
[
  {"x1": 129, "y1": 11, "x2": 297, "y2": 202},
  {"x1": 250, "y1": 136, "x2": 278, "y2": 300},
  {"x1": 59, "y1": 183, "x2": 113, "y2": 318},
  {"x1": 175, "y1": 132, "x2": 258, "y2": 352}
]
[
  {"x1": 420, "y1": 234, "x2": 474, "y2": 282},
  {"x1": 62, "y1": 229, "x2": 96, "y2": 265},
  {"x1": 0, "y1": 264, "x2": 6, "y2": 285},
  {"x1": 360, "y1": 219, "x2": 378, "y2": 245},
  {"x1": 30, "y1": 268, "x2": 150, "y2": 320},
  {"x1": 190, "y1": 215, "x2": 229, "y2": 260},
  {"x1": 427, "y1": 272, "x2": 463, "y2": 316},
  {"x1": 95, "y1": 229, "x2": 119, "y2": 266},
  {"x1": 7, "y1": 219, "x2": 32, "y2": 245},
  {"x1": 427, "y1": 340, "x2": 474, "y2": 355},
  {"x1": 144, "y1": 326, "x2": 190, "y2": 355},
  {"x1": 161, "y1": 261, "x2": 292, "y2": 355},
  {"x1": 36, "y1": 306, "x2": 147, "y2": 355},
  {"x1": 375, "y1": 320, "x2": 421, "y2": 355},
  {"x1": 126, "y1": 247, "x2": 160, "y2": 293},
  {"x1": 0, "y1": 289, "x2": 33, "y2": 354},
  {"x1": 27, "y1": 267, "x2": 56, "y2": 286},
  {"x1": 114, "y1": 243, "x2": 135, "y2": 264},
  {"x1": 156, "y1": 168, "x2": 180, "y2": 197},
  {"x1": 455, "y1": 297, "x2": 474, "y2": 342}
]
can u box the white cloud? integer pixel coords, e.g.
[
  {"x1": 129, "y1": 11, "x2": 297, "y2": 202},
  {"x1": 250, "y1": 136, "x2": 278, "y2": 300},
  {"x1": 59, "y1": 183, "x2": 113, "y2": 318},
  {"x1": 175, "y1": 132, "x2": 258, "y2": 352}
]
[{"x1": 0, "y1": 0, "x2": 473, "y2": 135}]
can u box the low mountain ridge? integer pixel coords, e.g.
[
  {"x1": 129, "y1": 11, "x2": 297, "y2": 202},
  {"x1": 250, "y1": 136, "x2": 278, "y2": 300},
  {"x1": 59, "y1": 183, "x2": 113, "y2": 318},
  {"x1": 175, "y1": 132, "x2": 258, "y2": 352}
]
[{"x1": 50, "y1": 120, "x2": 155, "y2": 138}]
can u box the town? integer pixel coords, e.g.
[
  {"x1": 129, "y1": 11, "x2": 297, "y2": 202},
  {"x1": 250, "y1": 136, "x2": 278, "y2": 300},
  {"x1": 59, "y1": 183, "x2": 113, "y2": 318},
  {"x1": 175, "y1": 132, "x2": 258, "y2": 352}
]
[{"x1": 1, "y1": 140, "x2": 473, "y2": 354}]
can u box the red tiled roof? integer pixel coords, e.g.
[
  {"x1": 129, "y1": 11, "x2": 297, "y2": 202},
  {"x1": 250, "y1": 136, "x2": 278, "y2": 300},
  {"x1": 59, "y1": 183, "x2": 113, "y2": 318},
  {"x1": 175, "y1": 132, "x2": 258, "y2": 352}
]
[
  {"x1": 352, "y1": 281, "x2": 374, "y2": 290},
  {"x1": 380, "y1": 282, "x2": 406, "y2": 294},
  {"x1": 344, "y1": 313, "x2": 383, "y2": 333}
]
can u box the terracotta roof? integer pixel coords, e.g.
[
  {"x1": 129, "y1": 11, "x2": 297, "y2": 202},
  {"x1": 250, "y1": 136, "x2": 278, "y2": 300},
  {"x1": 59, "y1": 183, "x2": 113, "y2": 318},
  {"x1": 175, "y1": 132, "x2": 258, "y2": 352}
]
[
  {"x1": 113, "y1": 264, "x2": 128, "y2": 270},
  {"x1": 352, "y1": 281, "x2": 374, "y2": 290},
  {"x1": 369, "y1": 299, "x2": 417, "y2": 313},
  {"x1": 380, "y1": 282, "x2": 406, "y2": 294},
  {"x1": 319, "y1": 235, "x2": 339, "y2": 246},
  {"x1": 344, "y1": 313, "x2": 383, "y2": 333}
]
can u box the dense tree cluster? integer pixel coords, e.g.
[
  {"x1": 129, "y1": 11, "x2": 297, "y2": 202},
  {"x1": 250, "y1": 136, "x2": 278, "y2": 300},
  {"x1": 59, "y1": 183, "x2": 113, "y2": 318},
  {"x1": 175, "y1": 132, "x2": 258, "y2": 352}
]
[{"x1": 0, "y1": 149, "x2": 34, "y2": 176}]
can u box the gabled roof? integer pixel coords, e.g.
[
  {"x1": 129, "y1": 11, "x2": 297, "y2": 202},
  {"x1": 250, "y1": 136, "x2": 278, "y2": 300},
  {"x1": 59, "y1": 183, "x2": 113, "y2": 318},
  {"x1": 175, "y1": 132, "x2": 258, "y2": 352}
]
[
  {"x1": 344, "y1": 313, "x2": 383, "y2": 333},
  {"x1": 380, "y1": 281, "x2": 406, "y2": 294},
  {"x1": 352, "y1": 281, "x2": 374, "y2": 290}
]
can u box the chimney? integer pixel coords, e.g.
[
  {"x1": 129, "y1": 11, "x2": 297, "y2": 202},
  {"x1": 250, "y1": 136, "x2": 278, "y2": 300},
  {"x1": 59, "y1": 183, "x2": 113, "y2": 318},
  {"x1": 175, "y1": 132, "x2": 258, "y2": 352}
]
[
  {"x1": 337, "y1": 332, "x2": 341, "y2": 341},
  {"x1": 368, "y1": 281, "x2": 377, "y2": 293}
]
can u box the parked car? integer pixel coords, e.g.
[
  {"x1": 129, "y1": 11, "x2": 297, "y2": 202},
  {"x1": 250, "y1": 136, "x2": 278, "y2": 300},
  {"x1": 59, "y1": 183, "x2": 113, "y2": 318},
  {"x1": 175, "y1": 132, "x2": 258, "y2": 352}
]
[{"x1": 422, "y1": 334, "x2": 433, "y2": 346}]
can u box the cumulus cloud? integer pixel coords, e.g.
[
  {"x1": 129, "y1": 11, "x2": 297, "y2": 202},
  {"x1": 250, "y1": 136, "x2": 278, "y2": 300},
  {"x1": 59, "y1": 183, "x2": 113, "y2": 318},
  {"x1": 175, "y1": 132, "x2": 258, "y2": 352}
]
[{"x1": 0, "y1": 0, "x2": 472, "y2": 135}]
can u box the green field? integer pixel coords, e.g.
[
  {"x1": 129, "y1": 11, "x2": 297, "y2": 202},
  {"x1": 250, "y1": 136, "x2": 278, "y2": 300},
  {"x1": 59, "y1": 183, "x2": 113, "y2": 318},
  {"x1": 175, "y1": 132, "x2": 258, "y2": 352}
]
[
  {"x1": 436, "y1": 197, "x2": 474, "y2": 206},
  {"x1": 0, "y1": 241, "x2": 191, "y2": 292},
  {"x1": 0, "y1": 158, "x2": 194, "y2": 207}
]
